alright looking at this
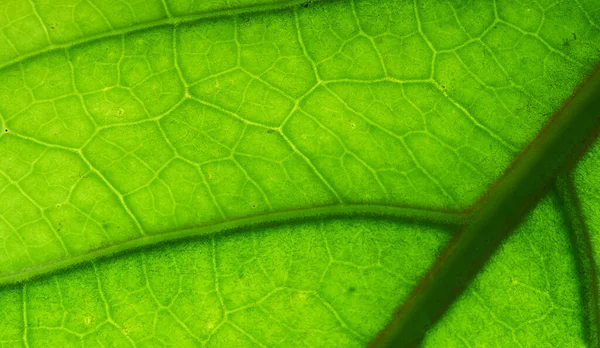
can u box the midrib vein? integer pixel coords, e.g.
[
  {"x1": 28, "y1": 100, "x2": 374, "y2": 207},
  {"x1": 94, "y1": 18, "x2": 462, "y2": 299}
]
[
  {"x1": 371, "y1": 62, "x2": 600, "y2": 347},
  {"x1": 0, "y1": 0, "x2": 314, "y2": 73},
  {"x1": 0, "y1": 203, "x2": 465, "y2": 287}
]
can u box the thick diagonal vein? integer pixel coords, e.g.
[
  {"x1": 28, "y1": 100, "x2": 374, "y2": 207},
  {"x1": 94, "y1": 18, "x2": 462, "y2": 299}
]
[{"x1": 371, "y1": 63, "x2": 600, "y2": 347}]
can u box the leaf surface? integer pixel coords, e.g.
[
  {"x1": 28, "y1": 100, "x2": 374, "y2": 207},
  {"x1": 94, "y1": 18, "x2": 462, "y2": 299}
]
[
  {"x1": 1, "y1": 0, "x2": 600, "y2": 346},
  {"x1": 0, "y1": 218, "x2": 450, "y2": 347},
  {"x1": 0, "y1": 0, "x2": 307, "y2": 66},
  {"x1": 424, "y1": 194, "x2": 586, "y2": 346},
  {"x1": 1, "y1": 0, "x2": 599, "y2": 279}
]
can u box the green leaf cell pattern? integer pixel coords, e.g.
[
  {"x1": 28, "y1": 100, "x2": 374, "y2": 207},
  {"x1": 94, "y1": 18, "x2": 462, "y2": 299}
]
[
  {"x1": 0, "y1": 218, "x2": 450, "y2": 347},
  {"x1": 1, "y1": 0, "x2": 600, "y2": 346},
  {"x1": 0, "y1": 0, "x2": 307, "y2": 66},
  {"x1": 1, "y1": 0, "x2": 599, "y2": 280}
]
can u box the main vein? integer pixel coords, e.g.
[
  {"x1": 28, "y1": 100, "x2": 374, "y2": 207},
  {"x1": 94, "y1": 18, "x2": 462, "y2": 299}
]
[{"x1": 370, "y1": 62, "x2": 600, "y2": 347}]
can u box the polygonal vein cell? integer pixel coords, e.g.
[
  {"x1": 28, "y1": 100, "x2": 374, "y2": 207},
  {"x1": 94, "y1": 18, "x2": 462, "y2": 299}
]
[
  {"x1": 0, "y1": 218, "x2": 451, "y2": 347},
  {"x1": 0, "y1": 0, "x2": 311, "y2": 67},
  {"x1": 0, "y1": 0, "x2": 599, "y2": 279}
]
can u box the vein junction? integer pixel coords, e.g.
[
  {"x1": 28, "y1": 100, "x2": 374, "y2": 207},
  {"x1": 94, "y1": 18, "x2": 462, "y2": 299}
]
[{"x1": 0, "y1": 0, "x2": 599, "y2": 281}]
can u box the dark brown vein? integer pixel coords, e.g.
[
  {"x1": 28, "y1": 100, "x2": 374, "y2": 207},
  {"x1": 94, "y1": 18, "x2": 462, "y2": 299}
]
[{"x1": 370, "y1": 61, "x2": 600, "y2": 347}]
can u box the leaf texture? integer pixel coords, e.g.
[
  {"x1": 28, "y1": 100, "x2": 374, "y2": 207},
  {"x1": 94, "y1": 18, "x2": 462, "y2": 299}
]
[
  {"x1": 424, "y1": 194, "x2": 586, "y2": 346},
  {"x1": 1, "y1": 0, "x2": 600, "y2": 279},
  {"x1": 1, "y1": 0, "x2": 600, "y2": 346},
  {"x1": 0, "y1": 219, "x2": 450, "y2": 347},
  {"x1": 0, "y1": 0, "x2": 307, "y2": 66}
]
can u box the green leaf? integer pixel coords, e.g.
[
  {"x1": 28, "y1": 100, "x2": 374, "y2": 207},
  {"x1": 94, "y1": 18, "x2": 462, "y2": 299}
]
[
  {"x1": 424, "y1": 194, "x2": 586, "y2": 346},
  {"x1": 0, "y1": 0, "x2": 310, "y2": 66},
  {"x1": 573, "y1": 137, "x2": 600, "y2": 343},
  {"x1": 0, "y1": 219, "x2": 450, "y2": 346},
  {"x1": 1, "y1": 0, "x2": 600, "y2": 346},
  {"x1": 575, "y1": 139, "x2": 600, "y2": 265}
]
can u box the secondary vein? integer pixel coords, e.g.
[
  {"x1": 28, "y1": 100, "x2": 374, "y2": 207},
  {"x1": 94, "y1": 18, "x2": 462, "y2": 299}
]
[
  {"x1": 556, "y1": 175, "x2": 600, "y2": 348},
  {"x1": 0, "y1": 0, "x2": 318, "y2": 73},
  {"x1": 0, "y1": 203, "x2": 465, "y2": 288}
]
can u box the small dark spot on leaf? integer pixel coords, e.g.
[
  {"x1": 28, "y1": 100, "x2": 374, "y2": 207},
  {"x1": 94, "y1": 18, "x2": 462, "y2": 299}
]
[
  {"x1": 267, "y1": 129, "x2": 275, "y2": 134},
  {"x1": 347, "y1": 287, "x2": 356, "y2": 293},
  {"x1": 4, "y1": 129, "x2": 7, "y2": 133},
  {"x1": 251, "y1": 203, "x2": 257, "y2": 209},
  {"x1": 304, "y1": 0, "x2": 316, "y2": 8},
  {"x1": 572, "y1": 32, "x2": 577, "y2": 40}
]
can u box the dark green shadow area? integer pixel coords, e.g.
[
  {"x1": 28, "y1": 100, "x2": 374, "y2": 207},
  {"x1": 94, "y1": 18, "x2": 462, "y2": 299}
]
[{"x1": 556, "y1": 176, "x2": 600, "y2": 347}]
